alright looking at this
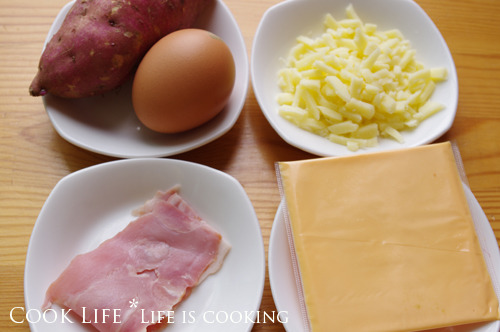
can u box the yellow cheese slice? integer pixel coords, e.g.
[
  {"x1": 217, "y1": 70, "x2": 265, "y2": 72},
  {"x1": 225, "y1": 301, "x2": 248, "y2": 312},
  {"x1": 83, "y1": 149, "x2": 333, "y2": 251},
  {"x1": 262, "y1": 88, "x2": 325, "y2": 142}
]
[{"x1": 278, "y1": 142, "x2": 500, "y2": 332}]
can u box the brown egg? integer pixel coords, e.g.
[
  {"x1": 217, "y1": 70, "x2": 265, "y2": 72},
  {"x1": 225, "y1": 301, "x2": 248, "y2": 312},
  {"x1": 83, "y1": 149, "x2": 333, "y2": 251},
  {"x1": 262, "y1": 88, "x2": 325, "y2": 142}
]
[{"x1": 132, "y1": 29, "x2": 236, "y2": 133}]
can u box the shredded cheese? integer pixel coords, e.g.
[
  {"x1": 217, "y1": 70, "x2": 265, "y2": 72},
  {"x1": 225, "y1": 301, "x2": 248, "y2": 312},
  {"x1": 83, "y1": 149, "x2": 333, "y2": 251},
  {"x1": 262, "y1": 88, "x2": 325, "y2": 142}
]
[{"x1": 277, "y1": 4, "x2": 448, "y2": 151}]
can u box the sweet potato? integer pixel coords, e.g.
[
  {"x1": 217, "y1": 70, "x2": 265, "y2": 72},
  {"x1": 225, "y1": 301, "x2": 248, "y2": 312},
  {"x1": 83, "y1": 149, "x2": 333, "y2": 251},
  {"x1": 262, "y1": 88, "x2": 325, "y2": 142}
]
[{"x1": 29, "y1": 0, "x2": 212, "y2": 98}]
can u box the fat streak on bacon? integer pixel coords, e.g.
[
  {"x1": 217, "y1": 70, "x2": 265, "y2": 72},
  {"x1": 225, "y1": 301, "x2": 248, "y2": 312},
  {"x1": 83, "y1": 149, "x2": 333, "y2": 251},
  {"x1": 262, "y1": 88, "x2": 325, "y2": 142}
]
[{"x1": 42, "y1": 186, "x2": 230, "y2": 332}]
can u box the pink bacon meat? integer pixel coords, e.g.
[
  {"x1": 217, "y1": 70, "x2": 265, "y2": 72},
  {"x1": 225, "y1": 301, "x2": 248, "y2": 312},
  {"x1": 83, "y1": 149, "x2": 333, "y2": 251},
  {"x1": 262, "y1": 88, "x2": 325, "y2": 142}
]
[{"x1": 42, "y1": 186, "x2": 230, "y2": 331}]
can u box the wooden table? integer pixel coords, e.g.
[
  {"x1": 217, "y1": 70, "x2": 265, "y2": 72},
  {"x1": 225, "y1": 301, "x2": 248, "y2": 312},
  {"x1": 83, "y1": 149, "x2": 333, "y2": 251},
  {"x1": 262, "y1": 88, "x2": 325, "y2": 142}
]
[{"x1": 1, "y1": 0, "x2": 499, "y2": 330}]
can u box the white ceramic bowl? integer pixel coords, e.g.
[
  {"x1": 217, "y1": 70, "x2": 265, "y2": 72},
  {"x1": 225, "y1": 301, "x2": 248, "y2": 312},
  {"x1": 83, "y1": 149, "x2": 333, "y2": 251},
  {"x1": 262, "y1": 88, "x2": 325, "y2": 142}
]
[
  {"x1": 251, "y1": 0, "x2": 458, "y2": 157},
  {"x1": 25, "y1": 158, "x2": 265, "y2": 332},
  {"x1": 41, "y1": 0, "x2": 248, "y2": 158}
]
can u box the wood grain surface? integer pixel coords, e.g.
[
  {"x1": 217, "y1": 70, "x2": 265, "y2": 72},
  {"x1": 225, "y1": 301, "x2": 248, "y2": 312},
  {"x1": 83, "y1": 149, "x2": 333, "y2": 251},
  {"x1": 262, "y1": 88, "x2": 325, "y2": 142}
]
[{"x1": 1, "y1": 0, "x2": 499, "y2": 331}]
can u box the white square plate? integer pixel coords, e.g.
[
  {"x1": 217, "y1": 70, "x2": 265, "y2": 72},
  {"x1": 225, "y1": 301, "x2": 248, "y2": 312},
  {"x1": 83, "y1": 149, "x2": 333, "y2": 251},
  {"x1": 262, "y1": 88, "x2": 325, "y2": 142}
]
[
  {"x1": 25, "y1": 158, "x2": 265, "y2": 331},
  {"x1": 40, "y1": 0, "x2": 248, "y2": 158},
  {"x1": 252, "y1": 0, "x2": 458, "y2": 156}
]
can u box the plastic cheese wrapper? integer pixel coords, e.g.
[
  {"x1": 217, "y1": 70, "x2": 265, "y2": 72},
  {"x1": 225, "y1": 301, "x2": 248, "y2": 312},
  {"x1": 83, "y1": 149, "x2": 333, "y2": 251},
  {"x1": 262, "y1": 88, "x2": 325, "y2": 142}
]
[{"x1": 276, "y1": 142, "x2": 500, "y2": 332}]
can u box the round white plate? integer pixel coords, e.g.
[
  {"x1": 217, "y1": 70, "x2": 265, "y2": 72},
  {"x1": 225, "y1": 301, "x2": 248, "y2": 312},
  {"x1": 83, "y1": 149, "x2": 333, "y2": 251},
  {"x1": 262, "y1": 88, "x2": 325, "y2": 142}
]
[
  {"x1": 269, "y1": 185, "x2": 500, "y2": 332},
  {"x1": 251, "y1": 0, "x2": 458, "y2": 157},
  {"x1": 40, "y1": 0, "x2": 249, "y2": 158},
  {"x1": 25, "y1": 158, "x2": 265, "y2": 332}
]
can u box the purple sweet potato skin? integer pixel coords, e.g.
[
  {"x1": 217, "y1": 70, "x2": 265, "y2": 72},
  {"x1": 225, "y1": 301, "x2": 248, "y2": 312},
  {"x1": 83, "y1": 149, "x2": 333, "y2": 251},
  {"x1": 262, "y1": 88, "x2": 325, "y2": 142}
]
[{"x1": 30, "y1": 0, "x2": 212, "y2": 98}]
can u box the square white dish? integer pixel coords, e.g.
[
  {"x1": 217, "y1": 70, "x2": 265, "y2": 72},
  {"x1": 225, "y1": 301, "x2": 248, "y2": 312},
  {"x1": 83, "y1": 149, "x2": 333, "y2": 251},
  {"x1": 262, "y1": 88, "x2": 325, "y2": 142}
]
[
  {"x1": 24, "y1": 158, "x2": 265, "y2": 332},
  {"x1": 40, "y1": 0, "x2": 249, "y2": 158},
  {"x1": 251, "y1": 0, "x2": 458, "y2": 156}
]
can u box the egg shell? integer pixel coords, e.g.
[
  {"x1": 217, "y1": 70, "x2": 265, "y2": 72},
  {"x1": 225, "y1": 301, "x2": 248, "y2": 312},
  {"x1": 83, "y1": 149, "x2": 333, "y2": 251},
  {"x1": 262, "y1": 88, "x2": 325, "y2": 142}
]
[{"x1": 132, "y1": 28, "x2": 236, "y2": 133}]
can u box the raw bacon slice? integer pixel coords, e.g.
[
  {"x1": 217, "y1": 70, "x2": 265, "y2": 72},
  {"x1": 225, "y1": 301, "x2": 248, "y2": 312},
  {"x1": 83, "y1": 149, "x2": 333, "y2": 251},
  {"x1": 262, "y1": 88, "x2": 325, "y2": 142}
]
[{"x1": 42, "y1": 186, "x2": 230, "y2": 332}]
